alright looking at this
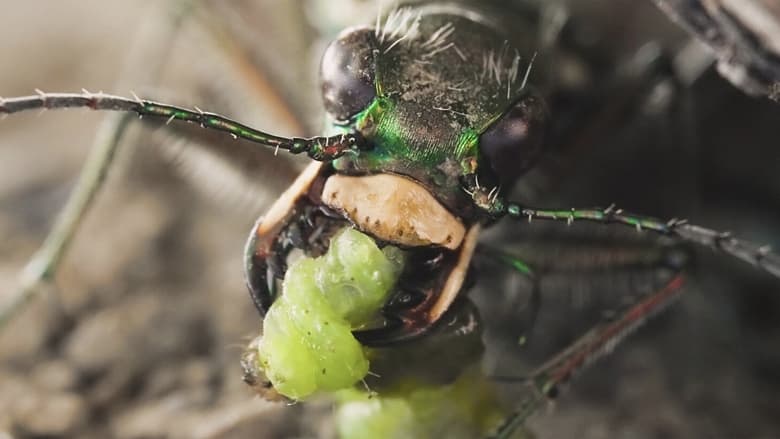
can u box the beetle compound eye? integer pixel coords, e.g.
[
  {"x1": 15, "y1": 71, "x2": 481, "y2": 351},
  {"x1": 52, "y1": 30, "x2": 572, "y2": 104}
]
[
  {"x1": 320, "y1": 27, "x2": 378, "y2": 122},
  {"x1": 479, "y1": 93, "x2": 547, "y2": 185}
]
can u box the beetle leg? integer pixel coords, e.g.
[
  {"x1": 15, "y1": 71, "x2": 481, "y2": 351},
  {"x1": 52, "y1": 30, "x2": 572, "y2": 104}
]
[
  {"x1": 652, "y1": 0, "x2": 780, "y2": 100},
  {"x1": 485, "y1": 236, "x2": 689, "y2": 437},
  {"x1": 489, "y1": 272, "x2": 686, "y2": 438}
]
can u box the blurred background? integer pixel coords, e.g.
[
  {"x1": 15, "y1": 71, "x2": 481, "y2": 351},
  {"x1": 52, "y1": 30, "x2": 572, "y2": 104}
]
[{"x1": 0, "y1": 1, "x2": 779, "y2": 438}]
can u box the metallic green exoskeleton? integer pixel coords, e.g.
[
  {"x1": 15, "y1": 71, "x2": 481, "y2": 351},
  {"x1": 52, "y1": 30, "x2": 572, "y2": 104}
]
[
  {"x1": 325, "y1": 3, "x2": 547, "y2": 216},
  {"x1": 3, "y1": 1, "x2": 779, "y2": 437},
  {"x1": 242, "y1": 2, "x2": 551, "y2": 351}
]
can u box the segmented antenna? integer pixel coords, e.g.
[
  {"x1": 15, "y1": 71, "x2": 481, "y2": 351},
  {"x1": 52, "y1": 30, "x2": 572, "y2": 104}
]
[
  {"x1": 506, "y1": 203, "x2": 780, "y2": 279},
  {"x1": 0, "y1": 91, "x2": 366, "y2": 161},
  {"x1": 463, "y1": 178, "x2": 780, "y2": 280}
]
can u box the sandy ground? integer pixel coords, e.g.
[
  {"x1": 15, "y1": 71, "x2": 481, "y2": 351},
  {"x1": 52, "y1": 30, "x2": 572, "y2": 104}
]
[{"x1": 1, "y1": 1, "x2": 779, "y2": 438}]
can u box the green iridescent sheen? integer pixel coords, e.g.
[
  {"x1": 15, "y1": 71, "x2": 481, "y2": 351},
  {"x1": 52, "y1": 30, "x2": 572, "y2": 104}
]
[
  {"x1": 454, "y1": 128, "x2": 480, "y2": 159},
  {"x1": 511, "y1": 206, "x2": 672, "y2": 234}
]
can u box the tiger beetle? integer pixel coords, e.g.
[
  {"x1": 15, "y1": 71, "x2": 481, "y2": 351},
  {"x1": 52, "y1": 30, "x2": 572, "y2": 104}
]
[{"x1": 1, "y1": 1, "x2": 779, "y2": 437}]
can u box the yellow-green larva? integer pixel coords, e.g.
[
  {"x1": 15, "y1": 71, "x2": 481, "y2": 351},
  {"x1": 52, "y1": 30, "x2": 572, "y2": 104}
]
[
  {"x1": 335, "y1": 368, "x2": 512, "y2": 439},
  {"x1": 249, "y1": 227, "x2": 404, "y2": 400}
]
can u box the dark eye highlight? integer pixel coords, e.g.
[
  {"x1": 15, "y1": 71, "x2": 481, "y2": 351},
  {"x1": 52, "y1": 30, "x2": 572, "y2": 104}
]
[
  {"x1": 479, "y1": 93, "x2": 547, "y2": 185},
  {"x1": 320, "y1": 27, "x2": 378, "y2": 122}
]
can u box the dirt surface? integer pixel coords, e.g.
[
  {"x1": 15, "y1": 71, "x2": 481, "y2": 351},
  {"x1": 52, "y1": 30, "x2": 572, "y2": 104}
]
[{"x1": 1, "y1": 1, "x2": 779, "y2": 438}]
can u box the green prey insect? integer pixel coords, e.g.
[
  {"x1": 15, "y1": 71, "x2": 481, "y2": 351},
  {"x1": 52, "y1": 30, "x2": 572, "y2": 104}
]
[{"x1": 2, "y1": 2, "x2": 780, "y2": 437}]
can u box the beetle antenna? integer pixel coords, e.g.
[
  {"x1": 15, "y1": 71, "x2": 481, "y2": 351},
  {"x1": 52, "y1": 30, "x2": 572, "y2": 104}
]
[
  {"x1": 0, "y1": 91, "x2": 367, "y2": 161},
  {"x1": 496, "y1": 201, "x2": 780, "y2": 280}
]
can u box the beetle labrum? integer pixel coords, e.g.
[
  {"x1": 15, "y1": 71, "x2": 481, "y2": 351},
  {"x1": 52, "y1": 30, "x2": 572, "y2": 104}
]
[{"x1": 1, "y1": 2, "x2": 779, "y2": 437}]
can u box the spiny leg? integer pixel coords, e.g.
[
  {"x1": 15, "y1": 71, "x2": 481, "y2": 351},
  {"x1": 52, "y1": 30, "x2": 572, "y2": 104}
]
[
  {"x1": 1, "y1": 113, "x2": 133, "y2": 328},
  {"x1": 489, "y1": 271, "x2": 686, "y2": 438},
  {"x1": 481, "y1": 231, "x2": 687, "y2": 436},
  {"x1": 652, "y1": 0, "x2": 780, "y2": 100},
  {"x1": 480, "y1": 232, "x2": 686, "y2": 380}
]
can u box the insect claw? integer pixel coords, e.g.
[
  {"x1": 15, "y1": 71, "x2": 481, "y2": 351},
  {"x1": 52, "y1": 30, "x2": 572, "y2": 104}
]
[
  {"x1": 603, "y1": 203, "x2": 616, "y2": 214},
  {"x1": 165, "y1": 114, "x2": 176, "y2": 125}
]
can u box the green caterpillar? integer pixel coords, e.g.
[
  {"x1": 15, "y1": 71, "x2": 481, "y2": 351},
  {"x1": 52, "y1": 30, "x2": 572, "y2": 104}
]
[
  {"x1": 246, "y1": 227, "x2": 404, "y2": 400},
  {"x1": 242, "y1": 227, "x2": 522, "y2": 437},
  {"x1": 336, "y1": 369, "x2": 515, "y2": 439}
]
